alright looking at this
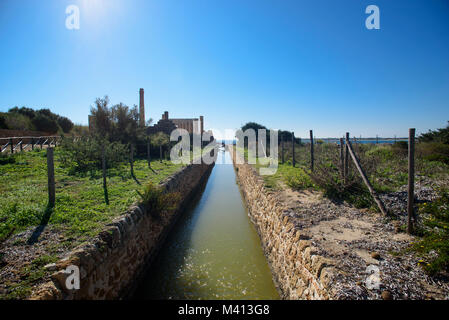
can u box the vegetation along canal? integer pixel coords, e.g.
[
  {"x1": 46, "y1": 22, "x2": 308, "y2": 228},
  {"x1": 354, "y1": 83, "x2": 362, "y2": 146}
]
[{"x1": 134, "y1": 150, "x2": 279, "y2": 299}]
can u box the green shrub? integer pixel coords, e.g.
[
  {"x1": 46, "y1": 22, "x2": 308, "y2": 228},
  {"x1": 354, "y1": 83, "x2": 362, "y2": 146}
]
[
  {"x1": 309, "y1": 146, "x2": 378, "y2": 210},
  {"x1": 0, "y1": 114, "x2": 7, "y2": 129},
  {"x1": 365, "y1": 145, "x2": 394, "y2": 161},
  {"x1": 56, "y1": 116, "x2": 74, "y2": 133},
  {"x1": 417, "y1": 142, "x2": 449, "y2": 165},
  {"x1": 419, "y1": 122, "x2": 449, "y2": 144},
  {"x1": 412, "y1": 188, "x2": 449, "y2": 275},
  {"x1": 0, "y1": 202, "x2": 45, "y2": 242},
  {"x1": 136, "y1": 182, "x2": 179, "y2": 219},
  {"x1": 31, "y1": 114, "x2": 60, "y2": 133},
  {"x1": 4, "y1": 113, "x2": 32, "y2": 131},
  {"x1": 0, "y1": 153, "x2": 16, "y2": 165},
  {"x1": 70, "y1": 124, "x2": 89, "y2": 136},
  {"x1": 391, "y1": 141, "x2": 408, "y2": 156},
  {"x1": 59, "y1": 136, "x2": 128, "y2": 174},
  {"x1": 8, "y1": 107, "x2": 36, "y2": 119},
  {"x1": 4, "y1": 107, "x2": 74, "y2": 133},
  {"x1": 284, "y1": 167, "x2": 314, "y2": 190}
]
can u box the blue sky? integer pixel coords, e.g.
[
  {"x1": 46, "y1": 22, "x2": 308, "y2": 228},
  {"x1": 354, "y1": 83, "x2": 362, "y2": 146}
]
[{"x1": 0, "y1": 0, "x2": 448, "y2": 138}]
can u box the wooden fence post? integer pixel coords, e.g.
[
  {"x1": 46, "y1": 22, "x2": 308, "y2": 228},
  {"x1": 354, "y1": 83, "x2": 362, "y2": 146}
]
[
  {"x1": 102, "y1": 145, "x2": 109, "y2": 205},
  {"x1": 130, "y1": 144, "x2": 135, "y2": 175},
  {"x1": 281, "y1": 135, "x2": 285, "y2": 164},
  {"x1": 310, "y1": 130, "x2": 314, "y2": 172},
  {"x1": 255, "y1": 132, "x2": 258, "y2": 158},
  {"x1": 344, "y1": 132, "x2": 350, "y2": 182},
  {"x1": 340, "y1": 138, "x2": 344, "y2": 178},
  {"x1": 291, "y1": 132, "x2": 295, "y2": 167},
  {"x1": 10, "y1": 138, "x2": 13, "y2": 154},
  {"x1": 19, "y1": 141, "x2": 23, "y2": 152},
  {"x1": 31, "y1": 138, "x2": 34, "y2": 150},
  {"x1": 407, "y1": 128, "x2": 416, "y2": 234},
  {"x1": 47, "y1": 147, "x2": 55, "y2": 207},
  {"x1": 147, "y1": 137, "x2": 151, "y2": 168}
]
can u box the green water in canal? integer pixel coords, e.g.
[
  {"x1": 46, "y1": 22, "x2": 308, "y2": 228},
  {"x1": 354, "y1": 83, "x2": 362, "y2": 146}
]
[{"x1": 134, "y1": 151, "x2": 279, "y2": 299}]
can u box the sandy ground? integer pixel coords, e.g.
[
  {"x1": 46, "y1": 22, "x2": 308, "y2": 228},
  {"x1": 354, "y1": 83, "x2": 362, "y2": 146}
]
[{"x1": 278, "y1": 184, "x2": 449, "y2": 299}]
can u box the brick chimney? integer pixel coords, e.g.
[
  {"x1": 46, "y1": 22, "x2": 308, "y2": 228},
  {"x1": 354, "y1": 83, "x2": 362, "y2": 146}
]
[
  {"x1": 200, "y1": 116, "x2": 204, "y2": 133},
  {"x1": 139, "y1": 88, "x2": 145, "y2": 127}
]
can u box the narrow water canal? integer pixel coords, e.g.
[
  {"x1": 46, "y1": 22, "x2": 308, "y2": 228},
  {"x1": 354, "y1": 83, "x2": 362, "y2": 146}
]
[{"x1": 134, "y1": 150, "x2": 279, "y2": 299}]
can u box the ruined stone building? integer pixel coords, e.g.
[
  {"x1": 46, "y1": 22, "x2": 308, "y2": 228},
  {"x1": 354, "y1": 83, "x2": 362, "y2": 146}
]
[{"x1": 147, "y1": 111, "x2": 204, "y2": 136}]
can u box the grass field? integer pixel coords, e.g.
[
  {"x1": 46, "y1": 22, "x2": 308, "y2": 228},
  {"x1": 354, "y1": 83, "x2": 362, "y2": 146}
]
[
  {"x1": 236, "y1": 142, "x2": 449, "y2": 275},
  {"x1": 0, "y1": 149, "x2": 184, "y2": 245}
]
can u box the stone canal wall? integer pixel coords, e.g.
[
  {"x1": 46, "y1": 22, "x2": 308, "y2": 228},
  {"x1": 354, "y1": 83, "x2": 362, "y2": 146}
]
[
  {"x1": 229, "y1": 147, "x2": 337, "y2": 300},
  {"x1": 31, "y1": 161, "x2": 214, "y2": 300}
]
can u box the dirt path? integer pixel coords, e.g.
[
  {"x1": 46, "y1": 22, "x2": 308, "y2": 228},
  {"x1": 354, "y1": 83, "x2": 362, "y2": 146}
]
[{"x1": 277, "y1": 185, "x2": 449, "y2": 299}]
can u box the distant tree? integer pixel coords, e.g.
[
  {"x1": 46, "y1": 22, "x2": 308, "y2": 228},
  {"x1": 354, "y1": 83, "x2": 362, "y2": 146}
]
[
  {"x1": 8, "y1": 106, "x2": 74, "y2": 133},
  {"x1": 70, "y1": 124, "x2": 89, "y2": 136},
  {"x1": 241, "y1": 122, "x2": 268, "y2": 145},
  {"x1": 419, "y1": 122, "x2": 449, "y2": 144},
  {"x1": 5, "y1": 113, "x2": 33, "y2": 131},
  {"x1": 32, "y1": 113, "x2": 59, "y2": 133},
  {"x1": 240, "y1": 123, "x2": 302, "y2": 146},
  {"x1": 241, "y1": 122, "x2": 267, "y2": 134},
  {"x1": 151, "y1": 132, "x2": 170, "y2": 162},
  {"x1": 89, "y1": 97, "x2": 143, "y2": 146},
  {"x1": 8, "y1": 106, "x2": 36, "y2": 119},
  {"x1": 56, "y1": 116, "x2": 74, "y2": 133},
  {"x1": 0, "y1": 114, "x2": 7, "y2": 129},
  {"x1": 36, "y1": 108, "x2": 54, "y2": 119},
  {"x1": 90, "y1": 96, "x2": 112, "y2": 138},
  {"x1": 111, "y1": 103, "x2": 139, "y2": 144}
]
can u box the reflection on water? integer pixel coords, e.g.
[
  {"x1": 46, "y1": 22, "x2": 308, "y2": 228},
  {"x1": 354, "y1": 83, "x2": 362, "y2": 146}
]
[{"x1": 134, "y1": 150, "x2": 279, "y2": 300}]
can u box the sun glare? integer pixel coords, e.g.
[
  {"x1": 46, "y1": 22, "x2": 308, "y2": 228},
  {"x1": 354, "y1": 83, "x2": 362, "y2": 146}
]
[
  {"x1": 80, "y1": 0, "x2": 104, "y2": 12},
  {"x1": 76, "y1": 0, "x2": 123, "y2": 32},
  {"x1": 79, "y1": 0, "x2": 118, "y2": 21}
]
